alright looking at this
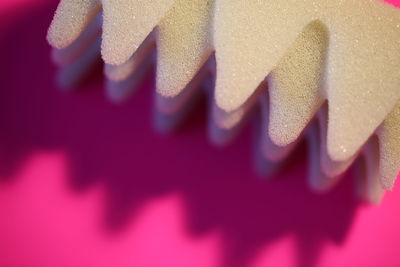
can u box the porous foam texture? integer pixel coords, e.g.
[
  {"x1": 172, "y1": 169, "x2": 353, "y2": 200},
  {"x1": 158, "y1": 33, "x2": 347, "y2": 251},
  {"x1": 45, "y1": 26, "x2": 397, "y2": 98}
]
[{"x1": 47, "y1": 0, "x2": 400, "y2": 203}]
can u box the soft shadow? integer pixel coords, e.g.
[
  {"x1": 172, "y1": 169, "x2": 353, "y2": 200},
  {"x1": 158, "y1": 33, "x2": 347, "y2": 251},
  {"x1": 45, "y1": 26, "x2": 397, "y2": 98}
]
[{"x1": 0, "y1": 3, "x2": 360, "y2": 267}]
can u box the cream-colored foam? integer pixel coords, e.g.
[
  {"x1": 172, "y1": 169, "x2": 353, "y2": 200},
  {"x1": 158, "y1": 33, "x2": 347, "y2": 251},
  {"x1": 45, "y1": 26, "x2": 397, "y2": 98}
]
[
  {"x1": 156, "y1": 0, "x2": 214, "y2": 97},
  {"x1": 259, "y1": 92, "x2": 299, "y2": 163},
  {"x1": 47, "y1": 0, "x2": 400, "y2": 200},
  {"x1": 378, "y1": 103, "x2": 400, "y2": 190},
  {"x1": 47, "y1": 0, "x2": 101, "y2": 49},
  {"x1": 214, "y1": 0, "x2": 400, "y2": 162},
  {"x1": 51, "y1": 14, "x2": 102, "y2": 66},
  {"x1": 317, "y1": 107, "x2": 357, "y2": 179},
  {"x1": 212, "y1": 83, "x2": 262, "y2": 130},
  {"x1": 104, "y1": 34, "x2": 155, "y2": 82},
  {"x1": 268, "y1": 20, "x2": 327, "y2": 147},
  {"x1": 101, "y1": 0, "x2": 175, "y2": 65}
]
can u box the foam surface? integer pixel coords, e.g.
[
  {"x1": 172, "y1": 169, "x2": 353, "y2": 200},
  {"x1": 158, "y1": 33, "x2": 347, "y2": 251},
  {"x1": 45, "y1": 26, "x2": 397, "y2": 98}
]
[
  {"x1": 378, "y1": 103, "x2": 400, "y2": 189},
  {"x1": 102, "y1": 0, "x2": 175, "y2": 65},
  {"x1": 47, "y1": 0, "x2": 400, "y2": 201},
  {"x1": 214, "y1": 0, "x2": 400, "y2": 162},
  {"x1": 156, "y1": 0, "x2": 214, "y2": 97},
  {"x1": 47, "y1": 0, "x2": 100, "y2": 49},
  {"x1": 268, "y1": 20, "x2": 327, "y2": 147}
]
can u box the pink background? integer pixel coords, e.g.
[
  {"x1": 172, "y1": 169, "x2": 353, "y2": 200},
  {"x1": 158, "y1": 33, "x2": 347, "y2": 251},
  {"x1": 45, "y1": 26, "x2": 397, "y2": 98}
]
[{"x1": 0, "y1": 1, "x2": 400, "y2": 266}]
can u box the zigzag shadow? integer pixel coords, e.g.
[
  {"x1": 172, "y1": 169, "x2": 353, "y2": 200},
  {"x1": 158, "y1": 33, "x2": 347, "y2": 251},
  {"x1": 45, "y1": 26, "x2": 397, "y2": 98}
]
[{"x1": 0, "y1": 3, "x2": 361, "y2": 267}]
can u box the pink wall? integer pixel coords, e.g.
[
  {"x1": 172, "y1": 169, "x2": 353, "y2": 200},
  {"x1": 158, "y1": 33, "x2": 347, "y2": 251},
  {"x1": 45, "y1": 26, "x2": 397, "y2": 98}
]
[{"x1": 0, "y1": 1, "x2": 399, "y2": 267}]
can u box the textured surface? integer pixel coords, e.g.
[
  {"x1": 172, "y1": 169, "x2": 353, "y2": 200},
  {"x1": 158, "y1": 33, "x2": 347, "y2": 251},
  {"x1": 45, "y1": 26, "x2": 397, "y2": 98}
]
[
  {"x1": 378, "y1": 103, "x2": 400, "y2": 189},
  {"x1": 47, "y1": 0, "x2": 400, "y2": 196},
  {"x1": 268, "y1": 21, "x2": 327, "y2": 147},
  {"x1": 213, "y1": 0, "x2": 400, "y2": 163},
  {"x1": 2, "y1": 1, "x2": 400, "y2": 267},
  {"x1": 47, "y1": 0, "x2": 100, "y2": 49},
  {"x1": 156, "y1": 0, "x2": 214, "y2": 97},
  {"x1": 101, "y1": 0, "x2": 175, "y2": 65}
]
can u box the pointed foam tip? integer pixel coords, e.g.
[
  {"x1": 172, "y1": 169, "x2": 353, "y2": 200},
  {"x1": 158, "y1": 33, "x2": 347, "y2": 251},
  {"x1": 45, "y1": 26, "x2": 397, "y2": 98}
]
[
  {"x1": 215, "y1": 86, "x2": 250, "y2": 113},
  {"x1": 47, "y1": 0, "x2": 101, "y2": 49}
]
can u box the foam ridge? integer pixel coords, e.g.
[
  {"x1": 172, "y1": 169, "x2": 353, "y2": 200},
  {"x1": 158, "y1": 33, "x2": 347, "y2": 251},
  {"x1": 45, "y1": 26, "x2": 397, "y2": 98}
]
[{"x1": 47, "y1": 0, "x2": 400, "y2": 203}]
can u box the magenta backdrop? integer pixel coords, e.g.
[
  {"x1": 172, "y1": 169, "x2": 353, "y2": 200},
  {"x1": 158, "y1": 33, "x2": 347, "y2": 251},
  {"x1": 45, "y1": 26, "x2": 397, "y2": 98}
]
[{"x1": 0, "y1": 1, "x2": 399, "y2": 267}]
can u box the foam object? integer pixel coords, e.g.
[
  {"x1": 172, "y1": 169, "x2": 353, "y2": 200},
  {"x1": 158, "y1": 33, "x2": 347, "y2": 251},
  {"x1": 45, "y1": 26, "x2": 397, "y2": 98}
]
[{"x1": 47, "y1": 0, "x2": 400, "y2": 203}]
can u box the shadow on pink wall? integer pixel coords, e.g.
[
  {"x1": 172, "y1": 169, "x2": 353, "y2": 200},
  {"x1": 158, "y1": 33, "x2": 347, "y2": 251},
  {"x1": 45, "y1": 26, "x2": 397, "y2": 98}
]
[{"x1": 0, "y1": 2, "x2": 378, "y2": 267}]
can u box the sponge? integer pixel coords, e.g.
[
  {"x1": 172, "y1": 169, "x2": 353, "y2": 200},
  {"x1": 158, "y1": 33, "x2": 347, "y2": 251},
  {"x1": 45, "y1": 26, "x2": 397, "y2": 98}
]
[{"x1": 47, "y1": 0, "x2": 400, "y2": 203}]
